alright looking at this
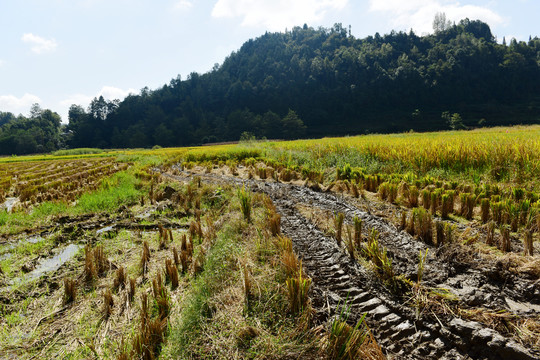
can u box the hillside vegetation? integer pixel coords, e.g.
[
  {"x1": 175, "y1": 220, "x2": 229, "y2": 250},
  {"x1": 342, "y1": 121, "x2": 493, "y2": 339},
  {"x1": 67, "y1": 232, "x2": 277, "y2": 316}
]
[
  {"x1": 1, "y1": 19, "x2": 540, "y2": 154},
  {"x1": 65, "y1": 20, "x2": 540, "y2": 149}
]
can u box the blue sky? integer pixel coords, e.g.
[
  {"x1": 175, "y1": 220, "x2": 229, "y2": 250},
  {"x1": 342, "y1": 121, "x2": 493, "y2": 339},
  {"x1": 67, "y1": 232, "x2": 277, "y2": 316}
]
[{"x1": 1, "y1": 0, "x2": 538, "y2": 122}]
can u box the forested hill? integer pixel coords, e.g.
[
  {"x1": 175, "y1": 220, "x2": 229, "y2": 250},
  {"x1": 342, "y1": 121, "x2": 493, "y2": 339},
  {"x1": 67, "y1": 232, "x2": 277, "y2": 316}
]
[{"x1": 3, "y1": 19, "x2": 540, "y2": 153}]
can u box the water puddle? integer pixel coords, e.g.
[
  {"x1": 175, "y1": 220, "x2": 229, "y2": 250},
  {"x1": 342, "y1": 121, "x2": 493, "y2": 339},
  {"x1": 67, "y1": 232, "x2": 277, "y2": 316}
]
[
  {"x1": 26, "y1": 235, "x2": 45, "y2": 244},
  {"x1": 0, "y1": 243, "x2": 16, "y2": 261},
  {"x1": 2, "y1": 197, "x2": 19, "y2": 213},
  {"x1": 26, "y1": 244, "x2": 81, "y2": 280},
  {"x1": 96, "y1": 225, "x2": 115, "y2": 235},
  {"x1": 0, "y1": 235, "x2": 46, "y2": 261},
  {"x1": 135, "y1": 211, "x2": 155, "y2": 221}
]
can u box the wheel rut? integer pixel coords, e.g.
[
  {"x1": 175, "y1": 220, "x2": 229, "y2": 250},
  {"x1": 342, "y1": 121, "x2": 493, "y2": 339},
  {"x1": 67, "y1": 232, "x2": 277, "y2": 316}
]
[{"x1": 164, "y1": 169, "x2": 538, "y2": 360}]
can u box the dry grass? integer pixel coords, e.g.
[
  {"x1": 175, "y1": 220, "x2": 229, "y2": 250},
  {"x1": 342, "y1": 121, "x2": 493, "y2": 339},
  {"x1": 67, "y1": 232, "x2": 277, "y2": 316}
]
[
  {"x1": 204, "y1": 215, "x2": 217, "y2": 243},
  {"x1": 327, "y1": 313, "x2": 385, "y2": 360},
  {"x1": 113, "y1": 266, "x2": 126, "y2": 291},
  {"x1": 132, "y1": 293, "x2": 168, "y2": 360},
  {"x1": 459, "y1": 308, "x2": 517, "y2": 336},
  {"x1": 335, "y1": 212, "x2": 345, "y2": 247},
  {"x1": 158, "y1": 224, "x2": 169, "y2": 250},
  {"x1": 346, "y1": 227, "x2": 355, "y2": 260},
  {"x1": 514, "y1": 318, "x2": 540, "y2": 350},
  {"x1": 63, "y1": 278, "x2": 77, "y2": 305},
  {"x1": 399, "y1": 212, "x2": 407, "y2": 230},
  {"x1": 180, "y1": 233, "x2": 188, "y2": 252},
  {"x1": 191, "y1": 251, "x2": 204, "y2": 275},
  {"x1": 353, "y1": 216, "x2": 362, "y2": 248},
  {"x1": 93, "y1": 245, "x2": 109, "y2": 276},
  {"x1": 408, "y1": 186, "x2": 419, "y2": 207},
  {"x1": 189, "y1": 220, "x2": 203, "y2": 240},
  {"x1": 84, "y1": 244, "x2": 96, "y2": 282},
  {"x1": 180, "y1": 250, "x2": 189, "y2": 274},
  {"x1": 128, "y1": 277, "x2": 136, "y2": 302},
  {"x1": 152, "y1": 272, "x2": 170, "y2": 320},
  {"x1": 413, "y1": 207, "x2": 433, "y2": 245},
  {"x1": 276, "y1": 235, "x2": 293, "y2": 253},
  {"x1": 486, "y1": 221, "x2": 495, "y2": 246},
  {"x1": 430, "y1": 192, "x2": 438, "y2": 216},
  {"x1": 165, "y1": 258, "x2": 179, "y2": 290},
  {"x1": 441, "y1": 192, "x2": 453, "y2": 219},
  {"x1": 172, "y1": 246, "x2": 180, "y2": 266},
  {"x1": 351, "y1": 182, "x2": 359, "y2": 198},
  {"x1": 523, "y1": 230, "x2": 534, "y2": 256},
  {"x1": 282, "y1": 247, "x2": 300, "y2": 277},
  {"x1": 496, "y1": 254, "x2": 540, "y2": 278},
  {"x1": 422, "y1": 190, "x2": 430, "y2": 210},
  {"x1": 460, "y1": 193, "x2": 475, "y2": 220},
  {"x1": 481, "y1": 198, "x2": 490, "y2": 223},
  {"x1": 141, "y1": 241, "x2": 151, "y2": 275},
  {"x1": 286, "y1": 263, "x2": 311, "y2": 315},
  {"x1": 269, "y1": 212, "x2": 281, "y2": 236},
  {"x1": 84, "y1": 244, "x2": 109, "y2": 282},
  {"x1": 406, "y1": 211, "x2": 415, "y2": 236},
  {"x1": 435, "y1": 221, "x2": 444, "y2": 247},
  {"x1": 102, "y1": 289, "x2": 114, "y2": 320},
  {"x1": 500, "y1": 225, "x2": 511, "y2": 252},
  {"x1": 243, "y1": 265, "x2": 252, "y2": 305}
]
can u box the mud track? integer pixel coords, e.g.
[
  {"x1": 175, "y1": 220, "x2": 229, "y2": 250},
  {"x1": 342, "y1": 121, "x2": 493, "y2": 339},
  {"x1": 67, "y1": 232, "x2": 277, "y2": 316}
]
[{"x1": 164, "y1": 168, "x2": 539, "y2": 360}]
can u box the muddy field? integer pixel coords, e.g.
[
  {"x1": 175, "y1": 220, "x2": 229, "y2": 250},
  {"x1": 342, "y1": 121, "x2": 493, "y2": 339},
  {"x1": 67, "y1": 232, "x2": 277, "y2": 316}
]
[
  {"x1": 165, "y1": 164, "x2": 540, "y2": 360},
  {"x1": 1, "y1": 161, "x2": 539, "y2": 359},
  {"x1": 0, "y1": 192, "x2": 199, "y2": 359}
]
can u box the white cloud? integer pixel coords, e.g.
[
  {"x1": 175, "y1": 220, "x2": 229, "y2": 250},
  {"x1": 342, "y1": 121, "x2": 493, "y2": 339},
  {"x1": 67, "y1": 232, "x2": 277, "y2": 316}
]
[
  {"x1": 99, "y1": 86, "x2": 137, "y2": 100},
  {"x1": 60, "y1": 86, "x2": 137, "y2": 108},
  {"x1": 21, "y1": 33, "x2": 58, "y2": 54},
  {"x1": 59, "y1": 86, "x2": 137, "y2": 122},
  {"x1": 59, "y1": 94, "x2": 94, "y2": 108},
  {"x1": 0, "y1": 93, "x2": 42, "y2": 115},
  {"x1": 175, "y1": 0, "x2": 193, "y2": 11},
  {"x1": 212, "y1": 0, "x2": 348, "y2": 31},
  {"x1": 0, "y1": 59, "x2": 4, "y2": 67},
  {"x1": 369, "y1": 0, "x2": 504, "y2": 35}
]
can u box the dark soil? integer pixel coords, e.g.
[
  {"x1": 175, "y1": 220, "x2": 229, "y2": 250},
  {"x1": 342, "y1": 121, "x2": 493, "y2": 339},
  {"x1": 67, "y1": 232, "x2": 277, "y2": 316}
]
[{"x1": 164, "y1": 167, "x2": 540, "y2": 360}]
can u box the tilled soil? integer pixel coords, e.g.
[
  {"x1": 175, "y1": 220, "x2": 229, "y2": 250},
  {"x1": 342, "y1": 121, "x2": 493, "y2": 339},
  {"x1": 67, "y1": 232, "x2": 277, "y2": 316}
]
[
  {"x1": 0, "y1": 201, "x2": 194, "y2": 359},
  {"x1": 165, "y1": 167, "x2": 540, "y2": 360}
]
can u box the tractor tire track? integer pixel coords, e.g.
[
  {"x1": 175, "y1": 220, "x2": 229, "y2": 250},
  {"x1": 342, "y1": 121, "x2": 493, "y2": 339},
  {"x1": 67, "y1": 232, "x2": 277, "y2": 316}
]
[{"x1": 164, "y1": 169, "x2": 538, "y2": 360}]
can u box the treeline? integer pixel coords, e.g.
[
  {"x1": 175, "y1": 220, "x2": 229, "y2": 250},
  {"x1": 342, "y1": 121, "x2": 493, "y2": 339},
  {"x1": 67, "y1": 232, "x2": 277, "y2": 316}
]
[
  {"x1": 2, "y1": 19, "x2": 540, "y2": 154},
  {"x1": 66, "y1": 19, "x2": 539, "y2": 149},
  {"x1": 0, "y1": 105, "x2": 63, "y2": 155}
]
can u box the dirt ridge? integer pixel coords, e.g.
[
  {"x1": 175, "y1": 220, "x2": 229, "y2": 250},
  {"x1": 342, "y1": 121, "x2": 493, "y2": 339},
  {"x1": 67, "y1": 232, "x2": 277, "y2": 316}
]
[{"x1": 164, "y1": 169, "x2": 538, "y2": 360}]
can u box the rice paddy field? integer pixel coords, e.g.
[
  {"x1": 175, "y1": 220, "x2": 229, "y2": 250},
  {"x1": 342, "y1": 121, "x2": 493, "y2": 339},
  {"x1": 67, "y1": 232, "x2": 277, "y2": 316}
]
[{"x1": 1, "y1": 125, "x2": 540, "y2": 359}]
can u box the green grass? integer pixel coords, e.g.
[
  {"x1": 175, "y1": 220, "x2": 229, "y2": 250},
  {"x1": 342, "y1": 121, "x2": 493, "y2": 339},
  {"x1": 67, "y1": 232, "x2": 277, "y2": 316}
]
[
  {"x1": 52, "y1": 148, "x2": 106, "y2": 156},
  {"x1": 32, "y1": 201, "x2": 68, "y2": 217},
  {"x1": 163, "y1": 224, "x2": 241, "y2": 357},
  {"x1": 0, "y1": 202, "x2": 69, "y2": 234},
  {"x1": 0, "y1": 169, "x2": 143, "y2": 235},
  {"x1": 116, "y1": 153, "x2": 163, "y2": 166},
  {"x1": 75, "y1": 171, "x2": 141, "y2": 213},
  {"x1": 0, "y1": 152, "x2": 115, "y2": 164}
]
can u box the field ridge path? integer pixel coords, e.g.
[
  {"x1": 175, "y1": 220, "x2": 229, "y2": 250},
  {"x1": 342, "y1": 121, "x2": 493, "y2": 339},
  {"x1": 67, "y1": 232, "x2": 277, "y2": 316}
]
[{"x1": 163, "y1": 168, "x2": 537, "y2": 360}]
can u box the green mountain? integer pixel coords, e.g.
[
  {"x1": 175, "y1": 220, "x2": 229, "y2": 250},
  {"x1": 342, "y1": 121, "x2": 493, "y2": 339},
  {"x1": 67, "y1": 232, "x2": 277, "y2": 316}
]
[{"x1": 2, "y1": 20, "x2": 540, "y2": 154}]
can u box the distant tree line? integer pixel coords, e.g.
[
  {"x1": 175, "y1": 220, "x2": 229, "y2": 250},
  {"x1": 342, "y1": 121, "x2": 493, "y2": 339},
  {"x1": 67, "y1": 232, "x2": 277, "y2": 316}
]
[
  {"x1": 0, "y1": 104, "x2": 63, "y2": 155},
  {"x1": 2, "y1": 18, "x2": 540, "y2": 154}
]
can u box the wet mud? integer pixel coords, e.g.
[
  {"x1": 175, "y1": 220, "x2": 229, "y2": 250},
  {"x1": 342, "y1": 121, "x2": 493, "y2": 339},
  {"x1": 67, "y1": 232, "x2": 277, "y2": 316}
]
[{"x1": 164, "y1": 168, "x2": 539, "y2": 360}]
